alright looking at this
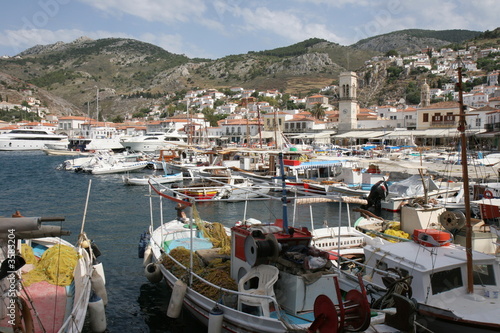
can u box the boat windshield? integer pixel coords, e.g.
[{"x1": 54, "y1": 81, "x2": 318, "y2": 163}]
[
  {"x1": 473, "y1": 264, "x2": 496, "y2": 286},
  {"x1": 430, "y1": 267, "x2": 463, "y2": 295}
]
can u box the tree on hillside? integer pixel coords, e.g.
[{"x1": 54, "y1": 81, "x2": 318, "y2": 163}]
[
  {"x1": 111, "y1": 115, "x2": 124, "y2": 123},
  {"x1": 405, "y1": 82, "x2": 420, "y2": 105},
  {"x1": 201, "y1": 107, "x2": 227, "y2": 127},
  {"x1": 385, "y1": 50, "x2": 399, "y2": 57},
  {"x1": 309, "y1": 103, "x2": 326, "y2": 120}
]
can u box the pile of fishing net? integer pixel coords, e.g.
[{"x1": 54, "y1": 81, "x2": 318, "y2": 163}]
[
  {"x1": 161, "y1": 247, "x2": 237, "y2": 301},
  {"x1": 160, "y1": 204, "x2": 235, "y2": 301},
  {"x1": 192, "y1": 258, "x2": 237, "y2": 300},
  {"x1": 21, "y1": 243, "x2": 79, "y2": 287},
  {"x1": 192, "y1": 206, "x2": 231, "y2": 255},
  {"x1": 383, "y1": 221, "x2": 411, "y2": 242}
]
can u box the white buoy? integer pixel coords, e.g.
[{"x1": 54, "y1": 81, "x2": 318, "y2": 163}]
[
  {"x1": 93, "y1": 262, "x2": 106, "y2": 285},
  {"x1": 144, "y1": 262, "x2": 162, "y2": 283},
  {"x1": 167, "y1": 279, "x2": 187, "y2": 318},
  {"x1": 91, "y1": 268, "x2": 108, "y2": 306},
  {"x1": 208, "y1": 304, "x2": 224, "y2": 333},
  {"x1": 142, "y1": 245, "x2": 152, "y2": 267},
  {"x1": 88, "y1": 293, "x2": 107, "y2": 333}
]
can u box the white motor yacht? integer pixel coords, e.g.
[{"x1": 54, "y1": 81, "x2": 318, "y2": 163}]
[
  {"x1": 0, "y1": 129, "x2": 68, "y2": 151},
  {"x1": 120, "y1": 131, "x2": 187, "y2": 152}
]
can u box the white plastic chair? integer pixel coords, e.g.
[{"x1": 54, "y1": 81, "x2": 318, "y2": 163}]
[{"x1": 237, "y1": 264, "x2": 279, "y2": 317}]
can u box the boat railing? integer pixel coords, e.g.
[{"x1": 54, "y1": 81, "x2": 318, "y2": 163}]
[
  {"x1": 58, "y1": 247, "x2": 93, "y2": 332},
  {"x1": 335, "y1": 254, "x2": 406, "y2": 280},
  {"x1": 152, "y1": 235, "x2": 284, "y2": 321}
]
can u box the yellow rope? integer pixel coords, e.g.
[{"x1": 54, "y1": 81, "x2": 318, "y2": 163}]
[{"x1": 22, "y1": 243, "x2": 79, "y2": 287}]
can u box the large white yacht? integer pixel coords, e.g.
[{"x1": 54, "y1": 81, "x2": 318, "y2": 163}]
[
  {"x1": 0, "y1": 128, "x2": 68, "y2": 151},
  {"x1": 68, "y1": 125, "x2": 125, "y2": 152},
  {"x1": 120, "y1": 131, "x2": 187, "y2": 152}
]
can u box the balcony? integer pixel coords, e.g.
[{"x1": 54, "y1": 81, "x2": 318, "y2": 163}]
[
  {"x1": 485, "y1": 123, "x2": 500, "y2": 132},
  {"x1": 429, "y1": 116, "x2": 456, "y2": 128}
]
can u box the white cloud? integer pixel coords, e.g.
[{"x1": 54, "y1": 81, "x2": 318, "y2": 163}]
[
  {"x1": 0, "y1": 28, "x2": 132, "y2": 55},
  {"x1": 230, "y1": 6, "x2": 348, "y2": 45},
  {"x1": 292, "y1": 0, "x2": 373, "y2": 7},
  {"x1": 80, "y1": 0, "x2": 207, "y2": 24}
]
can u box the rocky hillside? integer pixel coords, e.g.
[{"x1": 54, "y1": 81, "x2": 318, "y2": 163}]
[
  {"x1": 352, "y1": 29, "x2": 481, "y2": 54},
  {"x1": 0, "y1": 28, "x2": 490, "y2": 119},
  {"x1": 0, "y1": 72, "x2": 79, "y2": 114},
  {"x1": 0, "y1": 37, "x2": 378, "y2": 117}
]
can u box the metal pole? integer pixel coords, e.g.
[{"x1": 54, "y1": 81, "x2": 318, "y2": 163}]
[
  {"x1": 457, "y1": 65, "x2": 473, "y2": 294},
  {"x1": 80, "y1": 179, "x2": 92, "y2": 235},
  {"x1": 278, "y1": 152, "x2": 289, "y2": 233}
]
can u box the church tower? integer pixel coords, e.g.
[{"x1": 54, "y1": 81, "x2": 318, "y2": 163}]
[
  {"x1": 338, "y1": 71, "x2": 358, "y2": 133},
  {"x1": 420, "y1": 79, "x2": 430, "y2": 107}
]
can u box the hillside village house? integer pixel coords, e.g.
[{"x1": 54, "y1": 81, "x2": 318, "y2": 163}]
[
  {"x1": 262, "y1": 112, "x2": 293, "y2": 132},
  {"x1": 58, "y1": 116, "x2": 88, "y2": 133},
  {"x1": 215, "y1": 118, "x2": 261, "y2": 144},
  {"x1": 305, "y1": 94, "x2": 329, "y2": 110},
  {"x1": 215, "y1": 103, "x2": 238, "y2": 115},
  {"x1": 417, "y1": 101, "x2": 460, "y2": 130}
]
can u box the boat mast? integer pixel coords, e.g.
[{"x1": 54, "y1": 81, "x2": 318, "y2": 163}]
[
  {"x1": 96, "y1": 86, "x2": 99, "y2": 123},
  {"x1": 257, "y1": 103, "x2": 263, "y2": 149},
  {"x1": 457, "y1": 65, "x2": 473, "y2": 294},
  {"x1": 273, "y1": 111, "x2": 278, "y2": 149},
  {"x1": 278, "y1": 152, "x2": 289, "y2": 234}
]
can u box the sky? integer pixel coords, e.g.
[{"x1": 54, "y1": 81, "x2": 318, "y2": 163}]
[{"x1": 1, "y1": 0, "x2": 499, "y2": 59}]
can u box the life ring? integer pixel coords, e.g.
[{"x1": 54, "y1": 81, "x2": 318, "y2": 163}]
[{"x1": 484, "y1": 190, "x2": 494, "y2": 199}]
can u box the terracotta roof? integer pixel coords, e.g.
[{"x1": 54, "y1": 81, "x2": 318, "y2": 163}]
[
  {"x1": 420, "y1": 101, "x2": 459, "y2": 110},
  {"x1": 474, "y1": 106, "x2": 498, "y2": 112},
  {"x1": 59, "y1": 116, "x2": 92, "y2": 121}
]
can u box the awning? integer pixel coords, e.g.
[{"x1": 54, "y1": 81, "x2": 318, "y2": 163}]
[
  {"x1": 333, "y1": 131, "x2": 388, "y2": 139},
  {"x1": 476, "y1": 131, "x2": 499, "y2": 137},
  {"x1": 288, "y1": 159, "x2": 345, "y2": 170},
  {"x1": 290, "y1": 132, "x2": 334, "y2": 139},
  {"x1": 250, "y1": 131, "x2": 276, "y2": 139}
]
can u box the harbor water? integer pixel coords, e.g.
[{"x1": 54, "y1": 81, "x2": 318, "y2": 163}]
[{"x1": 0, "y1": 151, "x2": 397, "y2": 332}]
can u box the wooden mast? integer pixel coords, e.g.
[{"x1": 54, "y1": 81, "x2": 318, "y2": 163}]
[{"x1": 457, "y1": 65, "x2": 473, "y2": 294}]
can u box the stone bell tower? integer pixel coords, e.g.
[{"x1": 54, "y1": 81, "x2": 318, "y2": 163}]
[
  {"x1": 420, "y1": 79, "x2": 430, "y2": 107},
  {"x1": 338, "y1": 71, "x2": 358, "y2": 133}
]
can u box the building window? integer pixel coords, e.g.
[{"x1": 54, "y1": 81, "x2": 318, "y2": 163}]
[{"x1": 423, "y1": 113, "x2": 429, "y2": 122}]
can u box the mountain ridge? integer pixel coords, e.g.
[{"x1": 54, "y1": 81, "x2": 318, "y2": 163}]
[{"x1": 0, "y1": 28, "x2": 492, "y2": 120}]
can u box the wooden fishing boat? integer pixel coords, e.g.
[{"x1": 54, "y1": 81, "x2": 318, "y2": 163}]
[
  {"x1": 122, "y1": 171, "x2": 183, "y2": 186},
  {"x1": 171, "y1": 175, "x2": 271, "y2": 202},
  {"x1": 0, "y1": 180, "x2": 107, "y2": 333},
  {"x1": 141, "y1": 153, "x2": 407, "y2": 333},
  {"x1": 335, "y1": 65, "x2": 500, "y2": 333}
]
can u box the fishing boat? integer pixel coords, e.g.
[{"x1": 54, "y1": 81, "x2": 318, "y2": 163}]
[
  {"x1": 122, "y1": 171, "x2": 183, "y2": 186},
  {"x1": 75, "y1": 151, "x2": 149, "y2": 175},
  {"x1": 141, "y1": 154, "x2": 409, "y2": 333},
  {"x1": 0, "y1": 180, "x2": 107, "y2": 333},
  {"x1": 303, "y1": 163, "x2": 386, "y2": 198},
  {"x1": 172, "y1": 175, "x2": 272, "y2": 202},
  {"x1": 335, "y1": 65, "x2": 500, "y2": 333},
  {"x1": 380, "y1": 174, "x2": 461, "y2": 212},
  {"x1": 308, "y1": 196, "x2": 376, "y2": 267}
]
